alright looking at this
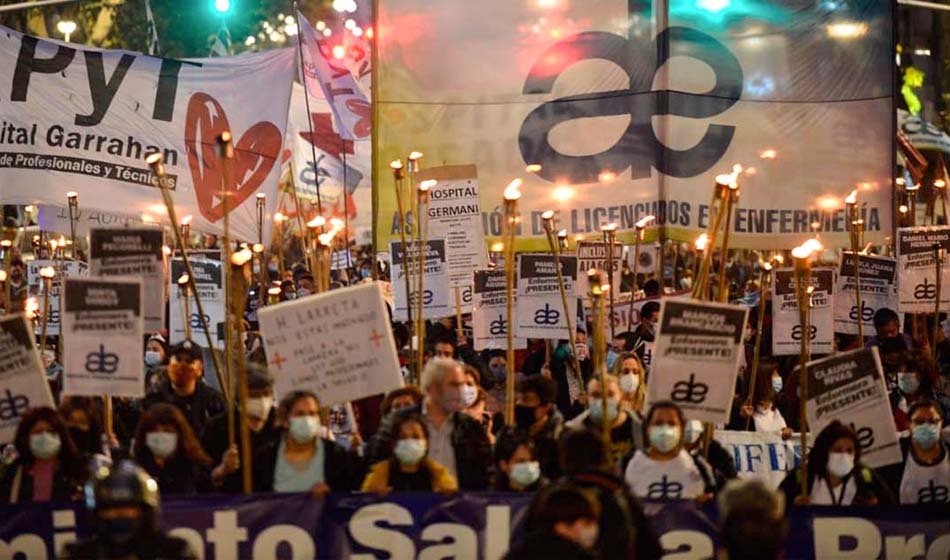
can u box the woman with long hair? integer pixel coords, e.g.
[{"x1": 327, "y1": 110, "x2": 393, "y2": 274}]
[
  {"x1": 361, "y1": 414, "x2": 457, "y2": 495},
  {"x1": 0, "y1": 407, "x2": 85, "y2": 503},
  {"x1": 613, "y1": 352, "x2": 646, "y2": 415},
  {"x1": 132, "y1": 403, "x2": 212, "y2": 495}
]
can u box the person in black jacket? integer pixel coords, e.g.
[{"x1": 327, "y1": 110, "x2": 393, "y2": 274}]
[
  {"x1": 430, "y1": 329, "x2": 490, "y2": 390},
  {"x1": 253, "y1": 390, "x2": 363, "y2": 494},
  {"x1": 132, "y1": 403, "x2": 212, "y2": 495},
  {"x1": 495, "y1": 375, "x2": 563, "y2": 480},
  {"x1": 367, "y1": 357, "x2": 493, "y2": 490},
  {"x1": 202, "y1": 362, "x2": 280, "y2": 493},
  {"x1": 140, "y1": 340, "x2": 226, "y2": 438},
  {"x1": 505, "y1": 485, "x2": 598, "y2": 560}
]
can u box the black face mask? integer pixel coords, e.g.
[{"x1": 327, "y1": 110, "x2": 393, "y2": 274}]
[
  {"x1": 68, "y1": 425, "x2": 98, "y2": 453},
  {"x1": 514, "y1": 405, "x2": 538, "y2": 430}
]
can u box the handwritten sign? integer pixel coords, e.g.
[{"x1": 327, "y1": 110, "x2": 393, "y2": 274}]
[
  {"x1": 62, "y1": 277, "x2": 143, "y2": 398},
  {"x1": 0, "y1": 314, "x2": 54, "y2": 443},
  {"x1": 258, "y1": 282, "x2": 402, "y2": 406}
]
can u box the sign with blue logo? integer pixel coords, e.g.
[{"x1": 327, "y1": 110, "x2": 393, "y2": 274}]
[
  {"x1": 168, "y1": 257, "x2": 225, "y2": 349},
  {"x1": 472, "y1": 269, "x2": 526, "y2": 351},
  {"x1": 389, "y1": 239, "x2": 454, "y2": 322},
  {"x1": 89, "y1": 227, "x2": 165, "y2": 332},
  {"x1": 62, "y1": 277, "x2": 143, "y2": 398},
  {"x1": 0, "y1": 314, "x2": 53, "y2": 443},
  {"x1": 834, "y1": 252, "x2": 897, "y2": 336},
  {"x1": 516, "y1": 253, "x2": 577, "y2": 339}
]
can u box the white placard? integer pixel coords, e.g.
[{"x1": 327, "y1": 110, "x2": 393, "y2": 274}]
[
  {"x1": 389, "y1": 239, "x2": 454, "y2": 321},
  {"x1": 258, "y1": 282, "x2": 402, "y2": 406},
  {"x1": 0, "y1": 314, "x2": 55, "y2": 443},
  {"x1": 576, "y1": 241, "x2": 623, "y2": 298},
  {"x1": 472, "y1": 269, "x2": 526, "y2": 351},
  {"x1": 27, "y1": 259, "x2": 88, "y2": 336},
  {"x1": 772, "y1": 267, "x2": 835, "y2": 356},
  {"x1": 419, "y1": 164, "x2": 489, "y2": 288},
  {"x1": 896, "y1": 226, "x2": 950, "y2": 313},
  {"x1": 645, "y1": 299, "x2": 748, "y2": 423},
  {"x1": 89, "y1": 227, "x2": 165, "y2": 332},
  {"x1": 62, "y1": 277, "x2": 143, "y2": 398},
  {"x1": 168, "y1": 258, "x2": 225, "y2": 349},
  {"x1": 833, "y1": 252, "x2": 898, "y2": 336},
  {"x1": 515, "y1": 253, "x2": 577, "y2": 339},
  {"x1": 803, "y1": 347, "x2": 902, "y2": 468}
]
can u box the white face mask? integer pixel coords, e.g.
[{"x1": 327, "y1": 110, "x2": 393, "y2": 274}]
[
  {"x1": 145, "y1": 431, "x2": 178, "y2": 459},
  {"x1": 144, "y1": 350, "x2": 162, "y2": 367},
  {"x1": 827, "y1": 451, "x2": 855, "y2": 478},
  {"x1": 245, "y1": 396, "x2": 274, "y2": 420},
  {"x1": 683, "y1": 420, "x2": 704, "y2": 445},
  {"x1": 619, "y1": 373, "x2": 640, "y2": 394},
  {"x1": 509, "y1": 461, "x2": 541, "y2": 487},
  {"x1": 393, "y1": 438, "x2": 427, "y2": 465},
  {"x1": 289, "y1": 416, "x2": 320, "y2": 443},
  {"x1": 461, "y1": 385, "x2": 478, "y2": 408},
  {"x1": 29, "y1": 432, "x2": 61, "y2": 459}
]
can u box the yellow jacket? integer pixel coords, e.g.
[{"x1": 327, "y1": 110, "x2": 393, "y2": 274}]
[{"x1": 361, "y1": 458, "x2": 459, "y2": 494}]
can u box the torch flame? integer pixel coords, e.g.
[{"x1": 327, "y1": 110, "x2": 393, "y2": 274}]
[
  {"x1": 844, "y1": 190, "x2": 858, "y2": 205},
  {"x1": 177, "y1": 273, "x2": 190, "y2": 285},
  {"x1": 525, "y1": 164, "x2": 542, "y2": 173},
  {"x1": 503, "y1": 178, "x2": 523, "y2": 201},
  {"x1": 636, "y1": 215, "x2": 656, "y2": 229},
  {"x1": 541, "y1": 210, "x2": 555, "y2": 221},
  {"x1": 792, "y1": 238, "x2": 823, "y2": 260},
  {"x1": 231, "y1": 248, "x2": 253, "y2": 266},
  {"x1": 490, "y1": 242, "x2": 504, "y2": 252},
  {"x1": 695, "y1": 233, "x2": 710, "y2": 251},
  {"x1": 39, "y1": 266, "x2": 55, "y2": 279},
  {"x1": 181, "y1": 215, "x2": 193, "y2": 225},
  {"x1": 307, "y1": 216, "x2": 327, "y2": 229},
  {"x1": 408, "y1": 151, "x2": 423, "y2": 161},
  {"x1": 274, "y1": 212, "x2": 286, "y2": 222},
  {"x1": 601, "y1": 223, "x2": 618, "y2": 232},
  {"x1": 390, "y1": 159, "x2": 404, "y2": 170},
  {"x1": 419, "y1": 179, "x2": 436, "y2": 192}
]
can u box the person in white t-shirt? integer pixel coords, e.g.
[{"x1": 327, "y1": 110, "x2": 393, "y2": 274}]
[
  {"x1": 623, "y1": 401, "x2": 714, "y2": 502},
  {"x1": 882, "y1": 399, "x2": 950, "y2": 505},
  {"x1": 736, "y1": 361, "x2": 792, "y2": 440}
]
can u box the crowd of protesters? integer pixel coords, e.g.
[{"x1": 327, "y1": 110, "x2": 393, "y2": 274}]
[{"x1": 1, "y1": 240, "x2": 950, "y2": 559}]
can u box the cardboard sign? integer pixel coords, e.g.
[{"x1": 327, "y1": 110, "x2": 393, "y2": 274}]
[
  {"x1": 834, "y1": 252, "x2": 898, "y2": 336},
  {"x1": 802, "y1": 347, "x2": 901, "y2": 468},
  {"x1": 88, "y1": 227, "x2": 165, "y2": 332},
  {"x1": 574, "y1": 241, "x2": 624, "y2": 298},
  {"x1": 0, "y1": 314, "x2": 54, "y2": 443},
  {"x1": 62, "y1": 277, "x2": 143, "y2": 398},
  {"x1": 168, "y1": 258, "x2": 225, "y2": 348},
  {"x1": 472, "y1": 269, "x2": 526, "y2": 351},
  {"x1": 27, "y1": 260, "x2": 88, "y2": 336},
  {"x1": 390, "y1": 239, "x2": 457, "y2": 321},
  {"x1": 419, "y1": 165, "x2": 489, "y2": 288},
  {"x1": 258, "y1": 283, "x2": 402, "y2": 406},
  {"x1": 896, "y1": 226, "x2": 950, "y2": 313},
  {"x1": 772, "y1": 267, "x2": 835, "y2": 356},
  {"x1": 645, "y1": 299, "x2": 748, "y2": 423},
  {"x1": 515, "y1": 254, "x2": 577, "y2": 339}
]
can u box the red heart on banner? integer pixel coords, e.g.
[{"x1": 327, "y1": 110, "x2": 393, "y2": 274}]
[{"x1": 184, "y1": 92, "x2": 282, "y2": 223}]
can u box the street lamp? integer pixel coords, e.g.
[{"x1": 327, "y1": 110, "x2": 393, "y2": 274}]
[{"x1": 57, "y1": 20, "x2": 76, "y2": 42}]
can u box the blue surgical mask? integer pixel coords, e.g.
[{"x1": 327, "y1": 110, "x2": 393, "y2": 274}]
[
  {"x1": 648, "y1": 425, "x2": 681, "y2": 453},
  {"x1": 913, "y1": 424, "x2": 941, "y2": 450},
  {"x1": 29, "y1": 432, "x2": 61, "y2": 459},
  {"x1": 461, "y1": 385, "x2": 478, "y2": 408},
  {"x1": 898, "y1": 372, "x2": 920, "y2": 395},
  {"x1": 606, "y1": 350, "x2": 619, "y2": 370},
  {"x1": 590, "y1": 398, "x2": 619, "y2": 424},
  {"x1": 772, "y1": 376, "x2": 783, "y2": 394},
  {"x1": 360, "y1": 268, "x2": 373, "y2": 279},
  {"x1": 144, "y1": 351, "x2": 162, "y2": 367},
  {"x1": 394, "y1": 438, "x2": 427, "y2": 465}
]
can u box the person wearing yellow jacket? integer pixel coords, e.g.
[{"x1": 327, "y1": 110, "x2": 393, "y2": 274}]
[{"x1": 361, "y1": 414, "x2": 458, "y2": 495}]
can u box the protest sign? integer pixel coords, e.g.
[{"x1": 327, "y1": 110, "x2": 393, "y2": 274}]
[
  {"x1": 38, "y1": 204, "x2": 150, "y2": 236},
  {"x1": 389, "y1": 239, "x2": 455, "y2": 321},
  {"x1": 0, "y1": 314, "x2": 54, "y2": 443},
  {"x1": 0, "y1": 27, "x2": 295, "y2": 242},
  {"x1": 896, "y1": 226, "x2": 950, "y2": 313},
  {"x1": 472, "y1": 269, "x2": 526, "y2": 351},
  {"x1": 715, "y1": 430, "x2": 806, "y2": 490},
  {"x1": 258, "y1": 282, "x2": 402, "y2": 406},
  {"x1": 575, "y1": 241, "x2": 623, "y2": 298},
  {"x1": 834, "y1": 252, "x2": 898, "y2": 335},
  {"x1": 419, "y1": 165, "x2": 489, "y2": 289},
  {"x1": 88, "y1": 227, "x2": 165, "y2": 332},
  {"x1": 168, "y1": 258, "x2": 225, "y2": 348},
  {"x1": 61, "y1": 277, "x2": 143, "y2": 398},
  {"x1": 515, "y1": 254, "x2": 577, "y2": 339},
  {"x1": 27, "y1": 260, "x2": 88, "y2": 336},
  {"x1": 802, "y1": 347, "x2": 901, "y2": 468},
  {"x1": 645, "y1": 299, "x2": 748, "y2": 423},
  {"x1": 771, "y1": 267, "x2": 834, "y2": 356}
]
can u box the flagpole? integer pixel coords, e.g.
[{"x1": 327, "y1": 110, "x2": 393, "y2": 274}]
[{"x1": 292, "y1": 1, "x2": 324, "y2": 218}]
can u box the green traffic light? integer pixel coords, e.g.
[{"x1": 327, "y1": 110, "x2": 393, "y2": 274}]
[{"x1": 214, "y1": 0, "x2": 231, "y2": 13}]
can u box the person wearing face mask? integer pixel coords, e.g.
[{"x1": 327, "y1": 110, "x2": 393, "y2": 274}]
[
  {"x1": 63, "y1": 460, "x2": 196, "y2": 560},
  {"x1": 429, "y1": 331, "x2": 490, "y2": 390},
  {"x1": 361, "y1": 415, "x2": 457, "y2": 495},
  {"x1": 132, "y1": 404, "x2": 211, "y2": 495},
  {"x1": 494, "y1": 436, "x2": 547, "y2": 492},
  {"x1": 495, "y1": 376, "x2": 563, "y2": 479},
  {"x1": 505, "y1": 486, "x2": 600, "y2": 560},
  {"x1": 613, "y1": 352, "x2": 646, "y2": 417},
  {"x1": 881, "y1": 400, "x2": 950, "y2": 505},
  {"x1": 253, "y1": 390, "x2": 363, "y2": 494},
  {"x1": 551, "y1": 333, "x2": 592, "y2": 420},
  {"x1": 624, "y1": 401, "x2": 715, "y2": 502},
  {"x1": 201, "y1": 363, "x2": 280, "y2": 493},
  {"x1": 295, "y1": 272, "x2": 315, "y2": 298},
  {"x1": 780, "y1": 420, "x2": 894, "y2": 507},
  {"x1": 889, "y1": 351, "x2": 950, "y2": 431},
  {"x1": 0, "y1": 407, "x2": 85, "y2": 504},
  {"x1": 143, "y1": 334, "x2": 169, "y2": 390},
  {"x1": 381, "y1": 386, "x2": 424, "y2": 416},
  {"x1": 732, "y1": 362, "x2": 793, "y2": 440},
  {"x1": 59, "y1": 396, "x2": 108, "y2": 458},
  {"x1": 681, "y1": 419, "x2": 737, "y2": 492},
  {"x1": 140, "y1": 340, "x2": 226, "y2": 438},
  {"x1": 367, "y1": 358, "x2": 492, "y2": 490},
  {"x1": 567, "y1": 375, "x2": 639, "y2": 465}
]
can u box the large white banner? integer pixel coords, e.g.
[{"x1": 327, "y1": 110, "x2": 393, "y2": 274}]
[
  {"x1": 645, "y1": 299, "x2": 748, "y2": 424},
  {"x1": 62, "y1": 277, "x2": 144, "y2": 398},
  {"x1": 0, "y1": 28, "x2": 295, "y2": 241},
  {"x1": 0, "y1": 315, "x2": 54, "y2": 444},
  {"x1": 772, "y1": 267, "x2": 835, "y2": 356},
  {"x1": 375, "y1": 0, "x2": 894, "y2": 251},
  {"x1": 833, "y1": 252, "x2": 897, "y2": 336},
  {"x1": 715, "y1": 430, "x2": 806, "y2": 490},
  {"x1": 259, "y1": 283, "x2": 402, "y2": 406},
  {"x1": 896, "y1": 226, "x2": 950, "y2": 313},
  {"x1": 803, "y1": 347, "x2": 901, "y2": 468}
]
